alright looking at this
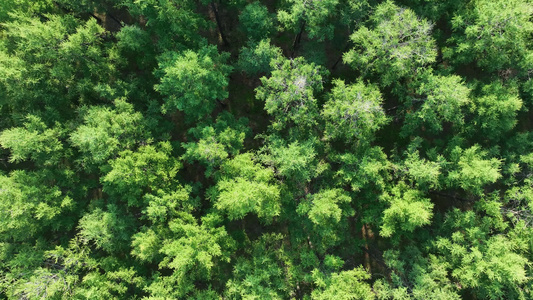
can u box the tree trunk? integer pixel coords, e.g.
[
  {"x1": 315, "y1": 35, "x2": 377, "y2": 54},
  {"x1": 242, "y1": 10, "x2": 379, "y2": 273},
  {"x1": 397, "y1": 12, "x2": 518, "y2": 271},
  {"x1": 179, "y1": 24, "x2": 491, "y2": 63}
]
[
  {"x1": 291, "y1": 20, "x2": 306, "y2": 57},
  {"x1": 362, "y1": 224, "x2": 372, "y2": 274},
  {"x1": 211, "y1": 2, "x2": 230, "y2": 47},
  {"x1": 106, "y1": 13, "x2": 123, "y2": 28},
  {"x1": 331, "y1": 43, "x2": 350, "y2": 70}
]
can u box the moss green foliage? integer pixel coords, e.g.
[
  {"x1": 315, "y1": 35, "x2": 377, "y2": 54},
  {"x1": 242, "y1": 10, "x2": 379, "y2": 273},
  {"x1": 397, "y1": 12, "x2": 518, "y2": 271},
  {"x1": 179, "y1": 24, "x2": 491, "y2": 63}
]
[{"x1": 1, "y1": 0, "x2": 533, "y2": 299}]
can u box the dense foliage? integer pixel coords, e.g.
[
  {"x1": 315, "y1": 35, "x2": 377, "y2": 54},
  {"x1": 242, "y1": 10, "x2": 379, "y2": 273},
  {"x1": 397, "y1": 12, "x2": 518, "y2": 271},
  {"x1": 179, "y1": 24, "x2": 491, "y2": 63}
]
[{"x1": 0, "y1": 0, "x2": 532, "y2": 299}]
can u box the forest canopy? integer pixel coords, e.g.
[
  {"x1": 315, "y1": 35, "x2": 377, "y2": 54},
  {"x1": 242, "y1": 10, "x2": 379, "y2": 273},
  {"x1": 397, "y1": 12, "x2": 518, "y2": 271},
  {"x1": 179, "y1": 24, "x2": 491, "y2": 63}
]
[{"x1": 0, "y1": 0, "x2": 532, "y2": 299}]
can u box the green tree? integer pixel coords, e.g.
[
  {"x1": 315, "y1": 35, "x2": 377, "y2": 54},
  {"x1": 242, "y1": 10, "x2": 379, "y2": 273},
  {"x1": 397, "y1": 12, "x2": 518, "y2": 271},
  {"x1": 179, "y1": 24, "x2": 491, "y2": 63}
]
[
  {"x1": 8, "y1": 239, "x2": 145, "y2": 299},
  {"x1": 135, "y1": 213, "x2": 234, "y2": 298},
  {"x1": 296, "y1": 188, "x2": 354, "y2": 252},
  {"x1": 373, "y1": 246, "x2": 461, "y2": 300},
  {"x1": 311, "y1": 267, "x2": 374, "y2": 300},
  {"x1": 182, "y1": 112, "x2": 249, "y2": 176},
  {"x1": 344, "y1": 1, "x2": 437, "y2": 86},
  {"x1": 0, "y1": 15, "x2": 116, "y2": 124},
  {"x1": 69, "y1": 99, "x2": 148, "y2": 170},
  {"x1": 237, "y1": 39, "x2": 283, "y2": 76},
  {"x1": 0, "y1": 0, "x2": 56, "y2": 22},
  {"x1": 212, "y1": 153, "x2": 281, "y2": 223},
  {"x1": 239, "y1": 2, "x2": 275, "y2": 42},
  {"x1": 124, "y1": 0, "x2": 205, "y2": 51},
  {"x1": 102, "y1": 142, "x2": 180, "y2": 207},
  {"x1": 225, "y1": 234, "x2": 289, "y2": 299},
  {"x1": 322, "y1": 79, "x2": 388, "y2": 143},
  {"x1": 277, "y1": 0, "x2": 340, "y2": 42},
  {"x1": 403, "y1": 149, "x2": 443, "y2": 190},
  {"x1": 401, "y1": 70, "x2": 471, "y2": 136},
  {"x1": 435, "y1": 208, "x2": 530, "y2": 299},
  {"x1": 155, "y1": 45, "x2": 232, "y2": 122},
  {"x1": 379, "y1": 182, "x2": 434, "y2": 240},
  {"x1": 446, "y1": 145, "x2": 502, "y2": 195},
  {"x1": 0, "y1": 170, "x2": 74, "y2": 242},
  {"x1": 468, "y1": 82, "x2": 523, "y2": 142},
  {"x1": 256, "y1": 56, "x2": 327, "y2": 130},
  {"x1": 0, "y1": 115, "x2": 66, "y2": 167},
  {"x1": 444, "y1": 0, "x2": 533, "y2": 72},
  {"x1": 77, "y1": 205, "x2": 134, "y2": 253},
  {"x1": 260, "y1": 138, "x2": 321, "y2": 185}
]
